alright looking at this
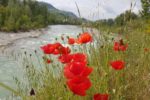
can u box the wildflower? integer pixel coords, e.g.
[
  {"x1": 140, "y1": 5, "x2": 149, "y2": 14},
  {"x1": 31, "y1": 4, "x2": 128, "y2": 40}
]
[
  {"x1": 47, "y1": 59, "x2": 51, "y2": 64},
  {"x1": 113, "y1": 40, "x2": 128, "y2": 51},
  {"x1": 110, "y1": 60, "x2": 125, "y2": 70},
  {"x1": 41, "y1": 43, "x2": 62, "y2": 54},
  {"x1": 61, "y1": 52, "x2": 92, "y2": 96},
  {"x1": 68, "y1": 38, "x2": 75, "y2": 45},
  {"x1": 59, "y1": 46, "x2": 71, "y2": 54},
  {"x1": 59, "y1": 53, "x2": 87, "y2": 64},
  {"x1": 72, "y1": 53, "x2": 87, "y2": 63},
  {"x1": 67, "y1": 76, "x2": 91, "y2": 96},
  {"x1": 64, "y1": 62, "x2": 93, "y2": 79},
  {"x1": 119, "y1": 44, "x2": 128, "y2": 51},
  {"x1": 58, "y1": 54, "x2": 73, "y2": 64},
  {"x1": 53, "y1": 49, "x2": 60, "y2": 55},
  {"x1": 77, "y1": 32, "x2": 92, "y2": 44},
  {"x1": 113, "y1": 42, "x2": 120, "y2": 51},
  {"x1": 93, "y1": 93, "x2": 109, "y2": 100},
  {"x1": 53, "y1": 43, "x2": 70, "y2": 54},
  {"x1": 40, "y1": 44, "x2": 55, "y2": 54},
  {"x1": 41, "y1": 42, "x2": 71, "y2": 55}
]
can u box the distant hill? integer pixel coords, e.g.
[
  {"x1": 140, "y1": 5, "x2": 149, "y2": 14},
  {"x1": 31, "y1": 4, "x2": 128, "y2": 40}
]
[{"x1": 39, "y1": 2, "x2": 78, "y2": 19}]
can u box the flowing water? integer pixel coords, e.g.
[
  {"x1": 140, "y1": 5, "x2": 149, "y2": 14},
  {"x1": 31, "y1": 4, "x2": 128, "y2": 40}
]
[{"x1": 0, "y1": 25, "x2": 94, "y2": 98}]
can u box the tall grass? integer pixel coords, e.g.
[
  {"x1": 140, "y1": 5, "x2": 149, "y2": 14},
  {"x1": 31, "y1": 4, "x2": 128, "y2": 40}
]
[{"x1": 1, "y1": 19, "x2": 148, "y2": 100}]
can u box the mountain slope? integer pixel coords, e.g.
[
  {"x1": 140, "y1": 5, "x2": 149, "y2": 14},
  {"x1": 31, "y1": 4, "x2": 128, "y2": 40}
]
[{"x1": 39, "y1": 2, "x2": 78, "y2": 19}]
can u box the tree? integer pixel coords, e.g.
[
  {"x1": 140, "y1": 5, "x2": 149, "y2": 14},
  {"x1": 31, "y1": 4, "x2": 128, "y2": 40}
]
[
  {"x1": 0, "y1": 6, "x2": 6, "y2": 27},
  {"x1": 141, "y1": 0, "x2": 150, "y2": 19},
  {"x1": 0, "y1": 0, "x2": 9, "y2": 6},
  {"x1": 115, "y1": 10, "x2": 138, "y2": 26}
]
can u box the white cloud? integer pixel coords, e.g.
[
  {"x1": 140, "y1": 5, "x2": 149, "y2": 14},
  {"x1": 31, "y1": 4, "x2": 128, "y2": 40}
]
[{"x1": 38, "y1": 0, "x2": 142, "y2": 20}]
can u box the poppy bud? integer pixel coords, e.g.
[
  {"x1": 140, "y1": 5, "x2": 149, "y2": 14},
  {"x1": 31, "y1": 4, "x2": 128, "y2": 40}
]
[
  {"x1": 24, "y1": 51, "x2": 27, "y2": 55},
  {"x1": 30, "y1": 88, "x2": 35, "y2": 96},
  {"x1": 55, "y1": 38, "x2": 58, "y2": 41},
  {"x1": 26, "y1": 65, "x2": 29, "y2": 68},
  {"x1": 34, "y1": 50, "x2": 37, "y2": 53}
]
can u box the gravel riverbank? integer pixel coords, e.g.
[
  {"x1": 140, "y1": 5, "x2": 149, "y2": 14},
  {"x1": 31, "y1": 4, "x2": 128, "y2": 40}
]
[{"x1": 0, "y1": 28, "x2": 47, "y2": 52}]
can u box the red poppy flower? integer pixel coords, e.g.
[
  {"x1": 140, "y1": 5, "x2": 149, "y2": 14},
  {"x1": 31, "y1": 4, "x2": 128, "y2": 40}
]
[
  {"x1": 47, "y1": 59, "x2": 51, "y2": 64},
  {"x1": 93, "y1": 93, "x2": 109, "y2": 100},
  {"x1": 41, "y1": 43, "x2": 62, "y2": 54},
  {"x1": 67, "y1": 76, "x2": 91, "y2": 96},
  {"x1": 52, "y1": 49, "x2": 60, "y2": 55},
  {"x1": 41, "y1": 42, "x2": 71, "y2": 55},
  {"x1": 59, "y1": 53, "x2": 87, "y2": 64},
  {"x1": 113, "y1": 41, "x2": 128, "y2": 51},
  {"x1": 58, "y1": 54, "x2": 73, "y2": 64},
  {"x1": 77, "y1": 32, "x2": 92, "y2": 44},
  {"x1": 53, "y1": 42, "x2": 62, "y2": 49},
  {"x1": 64, "y1": 62, "x2": 93, "y2": 79},
  {"x1": 72, "y1": 53, "x2": 87, "y2": 63},
  {"x1": 51, "y1": 43, "x2": 61, "y2": 53},
  {"x1": 59, "y1": 46, "x2": 71, "y2": 54},
  {"x1": 113, "y1": 42, "x2": 120, "y2": 51},
  {"x1": 119, "y1": 44, "x2": 128, "y2": 51},
  {"x1": 68, "y1": 38, "x2": 75, "y2": 45},
  {"x1": 40, "y1": 44, "x2": 55, "y2": 54},
  {"x1": 110, "y1": 60, "x2": 125, "y2": 70}
]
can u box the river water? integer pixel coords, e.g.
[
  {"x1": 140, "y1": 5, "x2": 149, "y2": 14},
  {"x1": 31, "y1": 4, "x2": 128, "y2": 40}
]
[{"x1": 0, "y1": 25, "x2": 94, "y2": 98}]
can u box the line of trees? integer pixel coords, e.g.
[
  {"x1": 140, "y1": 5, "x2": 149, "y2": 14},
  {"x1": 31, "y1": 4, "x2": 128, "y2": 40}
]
[
  {"x1": 95, "y1": 10, "x2": 139, "y2": 27},
  {"x1": 94, "y1": 0, "x2": 149, "y2": 27}
]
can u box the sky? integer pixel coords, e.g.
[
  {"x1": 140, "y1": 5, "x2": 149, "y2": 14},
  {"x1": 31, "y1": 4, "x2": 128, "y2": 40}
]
[{"x1": 38, "y1": 0, "x2": 142, "y2": 20}]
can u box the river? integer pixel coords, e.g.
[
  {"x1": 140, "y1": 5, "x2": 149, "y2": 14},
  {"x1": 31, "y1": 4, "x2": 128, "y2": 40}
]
[{"x1": 0, "y1": 25, "x2": 94, "y2": 98}]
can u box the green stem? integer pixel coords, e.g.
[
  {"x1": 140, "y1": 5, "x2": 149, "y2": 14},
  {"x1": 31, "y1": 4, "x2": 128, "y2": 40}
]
[{"x1": 0, "y1": 82, "x2": 19, "y2": 96}]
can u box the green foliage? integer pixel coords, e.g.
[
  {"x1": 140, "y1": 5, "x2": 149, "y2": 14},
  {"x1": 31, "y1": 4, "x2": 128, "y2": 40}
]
[
  {"x1": 0, "y1": 0, "x2": 48, "y2": 32},
  {"x1": 94, "y1": 10, "x2": 138, "y2": 31},
  {"x1": 141, "y1": 0, "x2": 150, "y2": 19},
  {"x1": 0, "y1": 0, "x2": 80, "y2": 32},
  {"x1": 0, "y1": 0, "x2": 9, "y2": 6},
  {"x1": 4, "y1": 15, "x2": 16, "y2": 31},
  {"x1": 0, "y1": 6, "x2": 6, "y2": 29},
  {"x1": 115, "y1": 10, "x2": 138, "y2": 26},
  {"x1": 18, "y1": 15, "x2": 31, "y2": 31}
]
